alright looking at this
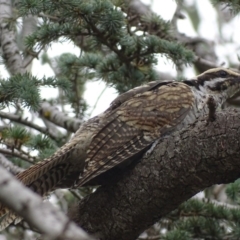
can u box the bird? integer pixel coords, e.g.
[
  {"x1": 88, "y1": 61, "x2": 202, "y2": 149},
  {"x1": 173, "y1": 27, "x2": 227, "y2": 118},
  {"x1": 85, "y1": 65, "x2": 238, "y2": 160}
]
[{"x1": 1, "y1": 67, "x2": 240, "y2": 230}]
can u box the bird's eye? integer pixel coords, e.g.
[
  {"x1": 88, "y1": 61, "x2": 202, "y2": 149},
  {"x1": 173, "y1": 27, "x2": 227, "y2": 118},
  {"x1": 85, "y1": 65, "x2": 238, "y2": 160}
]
[{"x1": 219, "y1": 70, "x2": 228, "y2": 78}]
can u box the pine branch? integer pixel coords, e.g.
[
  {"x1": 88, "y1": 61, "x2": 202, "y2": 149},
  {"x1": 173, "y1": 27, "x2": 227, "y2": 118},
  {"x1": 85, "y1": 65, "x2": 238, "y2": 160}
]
[{"x1": 0, "y1": 111, "x2": 59, "y2": 140}]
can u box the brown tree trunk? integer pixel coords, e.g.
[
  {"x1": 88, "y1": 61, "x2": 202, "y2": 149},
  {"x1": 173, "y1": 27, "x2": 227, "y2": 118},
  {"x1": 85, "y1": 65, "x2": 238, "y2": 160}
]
[{"x1": 70, "y1": 110, "x2": 240, "y2": 240}]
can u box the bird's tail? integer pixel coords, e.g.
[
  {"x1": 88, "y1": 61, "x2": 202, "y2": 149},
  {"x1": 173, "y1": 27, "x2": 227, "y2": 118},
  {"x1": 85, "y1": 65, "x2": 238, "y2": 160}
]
[{"x1": 0, "y1": 140, "x2": 78, "y2": 230}]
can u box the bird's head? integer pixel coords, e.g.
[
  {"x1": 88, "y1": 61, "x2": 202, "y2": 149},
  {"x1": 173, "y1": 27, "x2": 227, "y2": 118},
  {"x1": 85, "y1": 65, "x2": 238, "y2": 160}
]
[
  {"x1": 185, "y1": 68, "x2": 240, "y2": 100},
  {"x1": 197, "y1": 68, "x2": 240, "y2": 98}
]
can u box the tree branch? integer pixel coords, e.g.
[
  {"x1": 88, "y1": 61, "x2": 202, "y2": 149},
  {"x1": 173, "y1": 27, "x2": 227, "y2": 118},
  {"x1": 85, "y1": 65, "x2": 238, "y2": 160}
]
[
  {"x1": 0, "y1": 0, "x2": 24, "y2": 74},
  {"x1": 39, "y1": 102, "x2": 82, "y2": 133},
  {"x1": 0, "y1": 166, "x2": 93, "y2": 240},
  {"x1": 0, "y1": 153, "x2": 23, "y2": 174},
  {"x1": 125, "y1": 0, "x2": 219, "y2": 72},
  {"x1": 0, "y1": 148, "x2": 36, "y2": 164},
  {"x1": 0, "y1": 111, "x2": 59, "y2": 140},
  {"x1": 72, "y1": 110, "x2": 240, "y2": 240}
]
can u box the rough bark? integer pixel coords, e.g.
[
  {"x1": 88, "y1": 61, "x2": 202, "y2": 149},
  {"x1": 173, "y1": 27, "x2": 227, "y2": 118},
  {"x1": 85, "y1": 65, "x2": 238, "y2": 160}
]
[
  {"x1": 72, "y1": 110, "x2": 240, "y2": 240},
  {"x1": 0, "y1": 0, "x2": 25, "y2": 74}
]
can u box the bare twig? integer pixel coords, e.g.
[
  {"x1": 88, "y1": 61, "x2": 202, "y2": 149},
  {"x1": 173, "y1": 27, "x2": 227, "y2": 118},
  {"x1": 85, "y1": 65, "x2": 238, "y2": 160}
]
[
  {"x1": 0, "y1": 111, "x2": 60, "y2": 140},
  {"x1": 0, "y1": 148, "x2": 36, "y2": 164},
  {"x1": 89, "y1": 85, "x2": 108, "y2": 117},
  {"x1": 138, "y1": 235, "x2": 162, "y2": 240}
]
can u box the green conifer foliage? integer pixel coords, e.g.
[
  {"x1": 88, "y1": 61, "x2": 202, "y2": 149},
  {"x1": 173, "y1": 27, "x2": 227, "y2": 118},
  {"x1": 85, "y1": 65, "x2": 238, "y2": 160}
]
[{"x1": 1, "y1": 0, "x2": 240, "y2": 239}]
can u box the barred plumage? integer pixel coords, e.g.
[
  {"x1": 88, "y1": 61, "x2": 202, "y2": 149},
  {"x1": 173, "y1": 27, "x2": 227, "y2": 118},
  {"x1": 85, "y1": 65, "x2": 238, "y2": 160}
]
[{"x1": 1, "y1": 67, "x2": 240, "y2": 230}]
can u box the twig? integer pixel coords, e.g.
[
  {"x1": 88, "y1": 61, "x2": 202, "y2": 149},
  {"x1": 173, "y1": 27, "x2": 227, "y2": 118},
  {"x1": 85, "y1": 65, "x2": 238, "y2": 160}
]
[
  {"x1": 0, "y1": 148, "x2": 36, "y2": 164},
  {"x1": 193, "y1": 55, "x2": 219, "y2": 69},
  {"x1": 0, "y1": 111, "x2": 59, "y2": 140},
  {"x1": 138, "y1": 235, "x2": 162, "y2": 240},
  {"x1": 89, "y1": 85, "x2": 108, "y2": 117}
]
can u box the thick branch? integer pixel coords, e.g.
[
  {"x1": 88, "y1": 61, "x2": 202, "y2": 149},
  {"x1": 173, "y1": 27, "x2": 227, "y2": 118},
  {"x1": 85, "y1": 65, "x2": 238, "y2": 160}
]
[{"x1": 72, "y1": 110, "x2": 240, "y2": 240}]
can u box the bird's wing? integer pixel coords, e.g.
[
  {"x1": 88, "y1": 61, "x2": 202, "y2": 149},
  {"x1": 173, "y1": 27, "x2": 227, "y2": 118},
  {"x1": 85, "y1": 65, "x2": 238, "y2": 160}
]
[{"x1": 77, "y1": 82, "x2": 194, "y2": 186}]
